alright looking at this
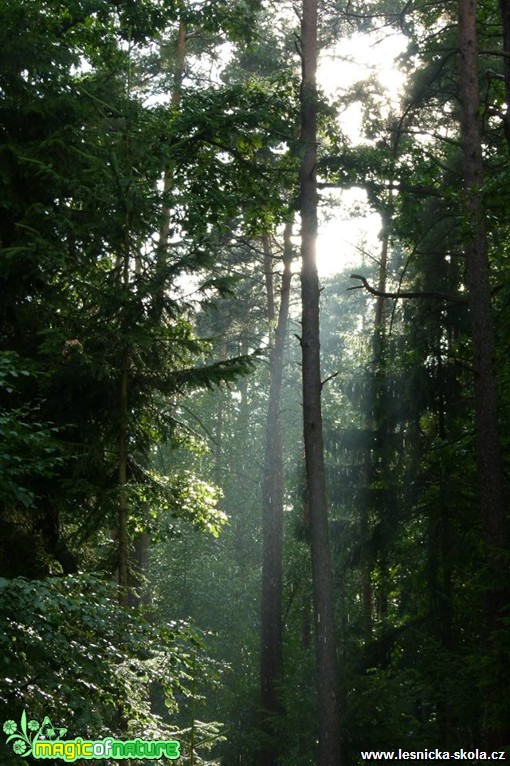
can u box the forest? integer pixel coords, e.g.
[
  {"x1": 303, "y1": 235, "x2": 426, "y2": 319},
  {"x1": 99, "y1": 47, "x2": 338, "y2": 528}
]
[{"x1": 0, "y1": 0, "x2": 509, "y2": 764}]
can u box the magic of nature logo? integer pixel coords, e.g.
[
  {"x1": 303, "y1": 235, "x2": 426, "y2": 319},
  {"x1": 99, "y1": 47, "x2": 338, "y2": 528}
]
[{"x1": 2, "y1": 710, "x2": 180, "y2": 761}]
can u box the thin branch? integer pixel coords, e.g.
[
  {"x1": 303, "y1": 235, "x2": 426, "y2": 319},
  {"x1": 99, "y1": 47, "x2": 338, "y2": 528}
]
[
  {"x1": 349, "y1": 274, "x2": 462, "y2": 303},
  {"x1": 317, "y1": 180, "x2": 444, "y2": 198},
  {"x1": 479, "y1": 48, "x2": 510, "y2": 60},
  {"x1": 321, "y1": 371, "x2": 339, "y2": 389}
]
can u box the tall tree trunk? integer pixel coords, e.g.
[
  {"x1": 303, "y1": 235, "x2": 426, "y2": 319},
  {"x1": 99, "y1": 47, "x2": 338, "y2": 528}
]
[
  {"x1": 458, "y1": 0, "x2": 509, "y2": 748},
  {"x1": 299, "y1": 2, "x2": 342, "y2": 764},
  {"x1": 361, "y1": 207, "x2": 392, "y2": 640},
  {"x1": 374, "y1": 208, "x2": 390, "y2": 331},
  {"x1": 263, "y1": 232, "x2": 276, "y2": 325},
  {"x1": 130, "y1": 21, "x2": 187, "y2": 604},
  {"x1": 214, "y1": 385, "x2": 224, "y2": 486},
  {"x1": 118, "y1": 207, "x2": 131, "y2": 607},
  {"x1": 155, "y1": 19, "x2": 187, "y2": 314},
  {"x1": 233, "y1": 332, "x2": 251, "y2": 569},
  {"x1": 260, "y1": 224, "x2": 293, "y2": 766},
  {"x1": 158, "y1": 19, "x2": 186, "y2": 248},
  {"x1": 118, "y1": 348, "x2": 129, "y2": 606}
]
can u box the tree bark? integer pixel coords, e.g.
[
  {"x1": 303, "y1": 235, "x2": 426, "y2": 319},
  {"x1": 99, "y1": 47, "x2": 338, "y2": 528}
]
[
  {"x1": 118, "y1": 205, "x2": 131, "y2": 607},
  {"x1": 374, "y1": 208, "x2": 390, "y2": 330},
  {"x1": 154, "y1": 19, "x2": 187, "y2": 315},
  {"x1": 159, "y1": 18, "x2": 186, "y2": 251},
  {"x1": 458, "y1": 0, "x2": 509, "y2": 748},
  {"x1": 118, "y1": 348, "x2": 129, "y2": 606},
  {"x1": 260, "y1": 224, "x2": 293, "y2": 766},
  {"x1": 299, "y1": 1, "x2": 342, "y2": 763},
  {"x1": 263, "y1": 232, "x2": 276, "y2": 325}
]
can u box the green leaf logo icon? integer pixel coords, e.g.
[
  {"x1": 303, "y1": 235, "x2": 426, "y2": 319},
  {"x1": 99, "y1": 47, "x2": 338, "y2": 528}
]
[{"x1": 2, "y1": 710, "x2": 59, "y2": 758}]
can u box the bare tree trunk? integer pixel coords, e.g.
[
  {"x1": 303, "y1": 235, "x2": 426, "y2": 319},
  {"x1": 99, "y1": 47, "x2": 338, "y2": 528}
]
[
  {"x1": 260, "y1": 224, "x2": 293, "y2": 766},
  {"x1": 117, "y1": 36, "x2": 133, "y2": 604},
  {"x1": 118, "y1": 348, "x2": 129, "y2": 606},
  {"x1": 361, "y1": 208, "x2": 392, "y2": 640},
  {"x1": 128, "y1": 21, "x2": 187, "y2": 605},
  {"x1": 155, "y1": 19, "x2": 187, "y2": 315},
  {"x1": 458, "y1": 0, "x2": 509, "y2": 748},
  {"x1": 263, "y1": 232, "x2": 276, "y2": 325},
  {"x1": 214, "y1": 386, "x2": 224, "y2": 486},
  {"x1": 374, "y1": 209, "x2": 390, "y2": 330},
  {"x1": 299, "y1": 2, "x2": 342, "y2": 763},
  {"x1": 118, "y1": 193, "x2": 132, "y2": 606},
  {"x1": 158, "y1": 19, "x2": 186, "y2": 247}
]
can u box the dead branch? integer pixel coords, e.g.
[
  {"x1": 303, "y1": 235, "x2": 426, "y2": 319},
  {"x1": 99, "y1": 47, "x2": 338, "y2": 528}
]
[{"x1": 349, "y1": 274, "x2": 462, "y2": 303}]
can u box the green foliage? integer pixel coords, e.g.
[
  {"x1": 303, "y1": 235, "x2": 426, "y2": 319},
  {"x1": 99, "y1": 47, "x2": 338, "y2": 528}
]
[
  {"x1": 0, "y1": 0, "x2": 280, "y2": 573},
  {"x1": 133, "y1": 468, "x2": 226, "y2": 539},
  {"x1": 180, "y1": 0, "x2": 263, "y2": 41},
  {"x1": 0, "y1": 0, "x2": 300, "y2": 759},
  {"x1": 166, "y1": 78, "x2": 300, "y2": 234},
  {"x1": 0, "y1": 354, "x2": 64, "y2": 509},
  {"x1": 0, "y1": 575, "x2": 216, "y2": 758},
  {"x1": 0, "y1": 1, "x2": 287, "y2": 755}
]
